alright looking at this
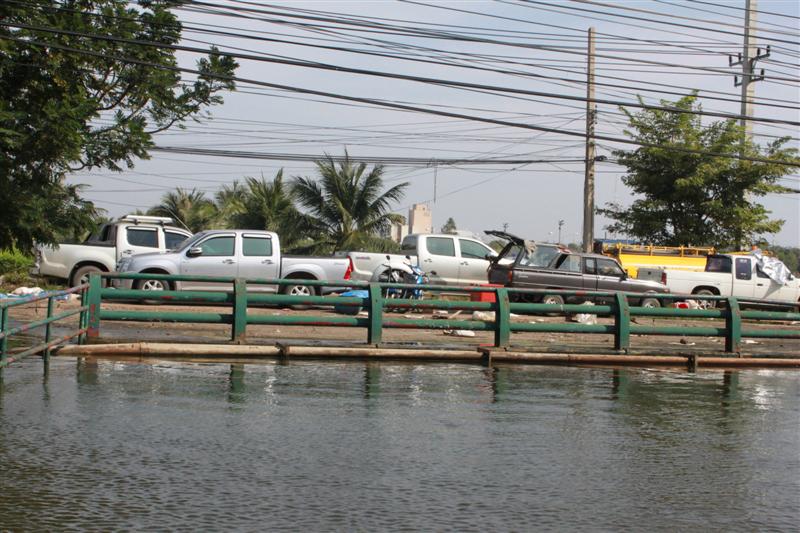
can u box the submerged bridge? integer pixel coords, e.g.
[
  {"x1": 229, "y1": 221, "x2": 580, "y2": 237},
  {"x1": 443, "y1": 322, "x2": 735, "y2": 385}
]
[{"x1": 2, "y1": 272, "x2": 798, "y2": 371}]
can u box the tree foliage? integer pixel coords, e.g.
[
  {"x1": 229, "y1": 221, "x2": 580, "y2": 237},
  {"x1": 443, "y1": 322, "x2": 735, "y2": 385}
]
[
  {"x1": 440, "y1": 217, "x2": 458, "y2": 234},
  {"x1": 598, "y1": 94, "x2": 798, "y2": 249},
  {"x1": 292, "y1": 153, "x2": 408, "y2": 252},
  {"x1": 148, "y1": 188, "x2": 217, "y2": 233},
  {"x1": 0, "y1": 0, "x2": 237, "y2": 249}
]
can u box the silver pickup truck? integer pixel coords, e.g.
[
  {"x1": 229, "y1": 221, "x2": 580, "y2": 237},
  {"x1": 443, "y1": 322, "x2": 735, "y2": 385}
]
[{"x1": 115, "y1": 230, "x2": 349, "y2": 295}]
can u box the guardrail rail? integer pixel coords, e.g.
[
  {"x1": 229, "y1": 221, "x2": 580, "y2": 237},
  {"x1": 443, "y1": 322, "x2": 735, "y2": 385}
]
[
  {"x1": 0, "y1": 285, "x2": 90, "y2": 368},
  {"x1": 84, "y1": 272, "x2": 800, "y2": 355}
]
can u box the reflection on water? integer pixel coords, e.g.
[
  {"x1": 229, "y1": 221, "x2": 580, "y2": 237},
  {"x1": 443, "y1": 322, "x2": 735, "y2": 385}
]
[{"x1": 1, "y1": 359, "x2": 798, "y2": 531}]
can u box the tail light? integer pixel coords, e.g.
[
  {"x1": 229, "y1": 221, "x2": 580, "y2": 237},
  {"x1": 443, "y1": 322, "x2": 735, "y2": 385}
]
[
  {"x1": 507, "y1": 269, "x2": 513, "y2": 284},
  {"x1": 661, "y1": 271, "x2": 667, "y2": 285},
  {"x1": 344, "y1": 256, "x2": 354, "y2": 280}
]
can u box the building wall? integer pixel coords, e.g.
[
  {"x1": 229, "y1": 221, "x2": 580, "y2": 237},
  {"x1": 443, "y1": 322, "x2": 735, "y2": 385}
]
[{"x1": 408, "y1": 203, "x2": 433, "y2": 234}]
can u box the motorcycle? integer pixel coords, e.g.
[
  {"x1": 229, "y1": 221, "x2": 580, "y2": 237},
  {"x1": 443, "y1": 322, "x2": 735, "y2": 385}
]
[{"x1": 370, "y1": 255, "x2": 429, "y2": 307}]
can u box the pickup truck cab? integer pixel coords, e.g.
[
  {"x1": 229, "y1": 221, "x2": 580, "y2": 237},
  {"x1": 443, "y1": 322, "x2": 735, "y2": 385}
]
[
  {"x1": 662, "y1": 254, "x2": 800, "y2": 308},
  {"x1": 116, "y1": 229, "x2": 349, "y2": 295},
  {"x1": 347, "y1": 233, "x2": 497, "y2": 285},
  {"x1": 489, "y1": 249, "x2": 669, "y2": 307},
  {"x1": 34, "y1": 215, "x2": 192, "y2": 286}
]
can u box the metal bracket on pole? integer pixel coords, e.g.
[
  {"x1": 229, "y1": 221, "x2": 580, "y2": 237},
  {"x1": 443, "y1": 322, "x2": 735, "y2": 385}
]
[
  {"x1": 613, "y1": 293, "x2": 630, "y2": 353},
  {"x1": 367, "y1": 283, "x2": 383, "y2": 346},
  {"x1": 725, "y1": 297, "x2": 742, "y2": 354},
  {"x1": 232, "y1": 278, "x2": 247, "y2": 344},
  {"x1": 86, "y1": 273, "x2": 103, "y2": 340},
  {"x1": 494, "y1": 288, "x2": 510, "y2": 348}
]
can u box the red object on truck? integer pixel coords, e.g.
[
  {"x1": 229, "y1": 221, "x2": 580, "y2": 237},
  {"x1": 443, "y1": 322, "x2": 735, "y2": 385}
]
[{"x1": 470, "y1": 284, "x2": 504, "y2": 303}]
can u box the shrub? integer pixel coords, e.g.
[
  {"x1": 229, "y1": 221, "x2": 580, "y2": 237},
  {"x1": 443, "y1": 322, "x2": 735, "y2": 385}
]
[{"x1": 0, "y1": 248, "x2": 34, "y2": 285}]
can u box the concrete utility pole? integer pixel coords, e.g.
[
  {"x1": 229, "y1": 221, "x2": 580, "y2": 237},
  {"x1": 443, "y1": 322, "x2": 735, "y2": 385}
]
[
  {"x1": 730, "y1": 0, "x2": 769, "y2": 140},
  {"x1": 582, "y1": 27, "x2": 596, "y2": 253}
]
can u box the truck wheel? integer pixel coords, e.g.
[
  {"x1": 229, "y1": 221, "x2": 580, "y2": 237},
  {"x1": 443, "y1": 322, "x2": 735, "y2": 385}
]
[
  {"x1": 134, "y1": 278, "x2": 171, "y2": 291},
  {"x1": 640, "y1": 297, "x2": 661, "y2": 308},
  {"x1": 541, "y1": 294, "x2": 564, "y2": 306},
  {"x1": 282, "y1": 282, "x2": 317, "y2": 310},
  {"x1": 693, "y1": 288, "x2": 717, "y2": 309},
  {"x1": 134, "y1": 278, "x2": 172, "y2": 305},
  {"x1": 71, "y1": 265, "x2": 105, "y2": 287}
]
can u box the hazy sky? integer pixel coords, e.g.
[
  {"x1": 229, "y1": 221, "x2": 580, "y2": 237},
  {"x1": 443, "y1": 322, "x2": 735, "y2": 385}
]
[{"x1": 68, "y1": 0, "x2": 800, "y2": 246}]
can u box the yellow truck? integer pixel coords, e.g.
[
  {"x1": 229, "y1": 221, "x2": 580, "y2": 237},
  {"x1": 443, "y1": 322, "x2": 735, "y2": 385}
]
[{"x1": 594, "y1": 242, "x2": 715, "y2": 279}]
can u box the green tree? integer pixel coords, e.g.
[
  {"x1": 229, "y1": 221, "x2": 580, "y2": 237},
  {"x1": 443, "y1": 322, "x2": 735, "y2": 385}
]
[
  {"x1": 0, "y1": 1, "x2": 237, "y2": 249},
  {"x1": 598, "y1": 94, "x2": 798, "y2": 249},
  {"x1": 440, "y1": 217, "x2": 458, "y2": 234},
  {"x1": 292, "y1": 152, "x2": 408, "y2": 252},
  {"x1": 227, "y1": 171, "x2": 310, "y2": 251},
  {"x1": 148, "y1": 188, "x2": 217, "y2": 233},
  {"x1": 214, "y1": 180, "x2": 247, "y2": 228}
]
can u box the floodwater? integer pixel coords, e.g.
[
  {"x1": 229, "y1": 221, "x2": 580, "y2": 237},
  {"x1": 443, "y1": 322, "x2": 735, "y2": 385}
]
[{"x1": 1, "y1": 359, "x2": 798, "y2": 531}]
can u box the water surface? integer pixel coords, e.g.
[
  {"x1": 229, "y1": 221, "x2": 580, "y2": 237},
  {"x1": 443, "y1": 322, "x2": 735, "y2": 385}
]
[{"x1": 1, "y1": 359, "x2": 798, "y2": 531}]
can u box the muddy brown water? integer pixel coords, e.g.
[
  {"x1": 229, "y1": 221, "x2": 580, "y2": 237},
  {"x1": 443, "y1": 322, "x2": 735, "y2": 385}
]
[{"x1": 1, "y1": 358, "x2": 798, "y2": 531}]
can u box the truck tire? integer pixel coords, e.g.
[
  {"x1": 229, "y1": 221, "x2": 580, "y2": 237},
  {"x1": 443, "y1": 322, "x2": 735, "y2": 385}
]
[
  {"x1": 282, "y1": 281, "x2": 318, "y2": 310},
  {"x1": 541, "y1": 294, "x2": 564, "y2": 306},
  {"x1": 71, "y1": 265, "x2": 106, "y2": 287},
  {"x1": 692, "y1": 288, "x2": 718, "y2": 309},
  {"x1": 640, "y1": 297, "x2": 661, "y2": 308}
]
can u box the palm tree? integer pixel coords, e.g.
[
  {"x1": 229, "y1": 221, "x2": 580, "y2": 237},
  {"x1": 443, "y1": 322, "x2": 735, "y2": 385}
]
[
  {"x1": 292, "y1": 152, "x2": 408, "y2": 252},
  {"x1": 228, "y1": 170, "x2": 310, "y2": 250},
  {"x1": 148, "y1": 188, "x2": 217, "y2": 233},
  {"x1": 214, "y1": 180, "x2": 246, "y2": 228}
]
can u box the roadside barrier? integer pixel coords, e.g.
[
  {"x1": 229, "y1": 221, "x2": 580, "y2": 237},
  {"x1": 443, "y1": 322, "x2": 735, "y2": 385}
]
[
  {"x1": 83, "y1": 272, "x2": 799, "y2": 356},
  {"x1": 0, "y1": 285, "x2": 90, "y2": 368}
]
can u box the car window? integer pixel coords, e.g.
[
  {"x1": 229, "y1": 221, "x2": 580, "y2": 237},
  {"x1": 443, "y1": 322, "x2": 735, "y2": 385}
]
[
  {"x1": 597, "y1": 258, "x2": 624, "y2": 277},
  {"x1": 519, "y1": 246, "x2": 560, "y2": 268},
  {"x1": 165, "y1": 231, "x2": 189, "y2": 250},
  {"x1": 556, "y1": 255, "x2": 581, "y2": 273},
  {"x1": 706, "y1": 256, "x2": 732, "y2": 273},
  {"x1": 126, "y1": 227, "x2": 158, "y2": 248},
  {"x1": 400, "y1": 235, "x2": 418, "y2": 253},
  {"x1": 426, "y1": 237, "x2": 455, "y2": 257},
  {"x1": 585, "y1": 258, "x2": 597, "y2": 275},
  {"x1": 735, "y1": 258, "x2": 752, "y2": 280},
  {"x1": 199, "y1": 236, "x2": 235, "y2": 257},
  {"x1": 756, "y1": 266, "x2": 770, "y2": 279},
  {"x1": 459, "y1": 239, "x2": 491, "y2": 259},
  {"x1": 243, "y1": 235, "x2": 273, "y2": 256}
]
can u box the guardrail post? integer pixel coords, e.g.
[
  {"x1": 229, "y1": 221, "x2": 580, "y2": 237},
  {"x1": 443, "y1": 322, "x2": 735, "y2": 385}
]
[
  {"x1": 78, "y1": 287, "x2": 88, "y2": 345},
  {"x1": 44, "y1": 296, "x2": 54, "y2": 361},
  {"x1": 1, "y1": 306, "x2": 8, "y2": 363},
  {"x1": 613, "y1": 293, "x2": 630, "y2": 352},
  {"x1": 232, "y1": 278, "x2": 247, "y2": 344},
  {"x1": 367, "y1": 282, "x2": 383, "y2": 345},
  {"x1": 494, "y1": 288, "x2": 510, "y2": 348},
  {"x1": 725, "y1": 297, "x2": 741, "y2": 354},
  {"x1": 86, "y1": 273, "x2": 102, "y2": 339}
]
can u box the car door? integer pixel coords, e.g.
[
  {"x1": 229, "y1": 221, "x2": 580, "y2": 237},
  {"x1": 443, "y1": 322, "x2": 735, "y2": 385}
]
[
  {"x1": 595, "y1": 257, "x2": 628, "y2": 301},
  {"x1": 733, "y1": 257, "x2": 755, "y2": 298},
  {"x1": 180, "y1": 233, "x2": 237, "y2": 291},
  {"x1": 421, "y1": 236, "x2": 460, "y2": 284},
  {"x1": 237, "y1": 233, "x2": 280, "y2": 292},
  {"x1": 457, "y1": 238, "x2": 494, "y2": 285},
  {"x1": 119, "y1": 225, "x2": 160, "y2": 261},
  {"x1": 163, "y1": 229, "x2": 191, "y2": 251},
  {"x1": 582, "y1": 257, "x2": 600, "y2": 292}
]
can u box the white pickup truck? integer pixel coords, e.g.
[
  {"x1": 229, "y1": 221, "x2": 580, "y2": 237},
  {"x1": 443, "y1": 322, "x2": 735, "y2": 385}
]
[
  {"x1": 662, "y1": 253, "x2": 800, "y2": 309},
  {"x1": 33, "y1": 215, "x2": 192, "y2": 286},
  {"x1": 346, "y1": 233, "x2": 497, "y2": 285},
  {"x1": 115, "y1": 229, "x2": 350, "y2": 296}
]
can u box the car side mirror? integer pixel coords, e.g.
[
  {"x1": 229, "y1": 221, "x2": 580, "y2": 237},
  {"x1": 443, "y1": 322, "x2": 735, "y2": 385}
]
[
  {"x1": 430, "y1": 270, "x2": 438, "y2": 276},
  {"x1": 187, "y1": 247, "x2": 203, "y2": 257},
  {"x1": 620, "y1": 271, "x2": 628, "y2": 280}
]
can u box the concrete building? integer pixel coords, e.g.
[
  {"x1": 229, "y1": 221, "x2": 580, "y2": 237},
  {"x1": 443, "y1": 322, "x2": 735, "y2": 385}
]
[{"x1": 408, "y1": 203, "x2": 433, "y2": 235}]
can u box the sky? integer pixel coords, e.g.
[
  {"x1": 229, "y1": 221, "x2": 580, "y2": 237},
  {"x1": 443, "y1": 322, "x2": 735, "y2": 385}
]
[{"x1": 67, "y1": 0, "x2": 800, "y2": 246}]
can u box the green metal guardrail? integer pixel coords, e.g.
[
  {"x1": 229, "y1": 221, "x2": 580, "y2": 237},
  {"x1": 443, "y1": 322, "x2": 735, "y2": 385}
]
[
  {"x1": 87, "y1": 273, "x2": 800, "y2": 355},
  {"x1": 0, "y1": 285, "x2": 90, "y2": 368}
]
